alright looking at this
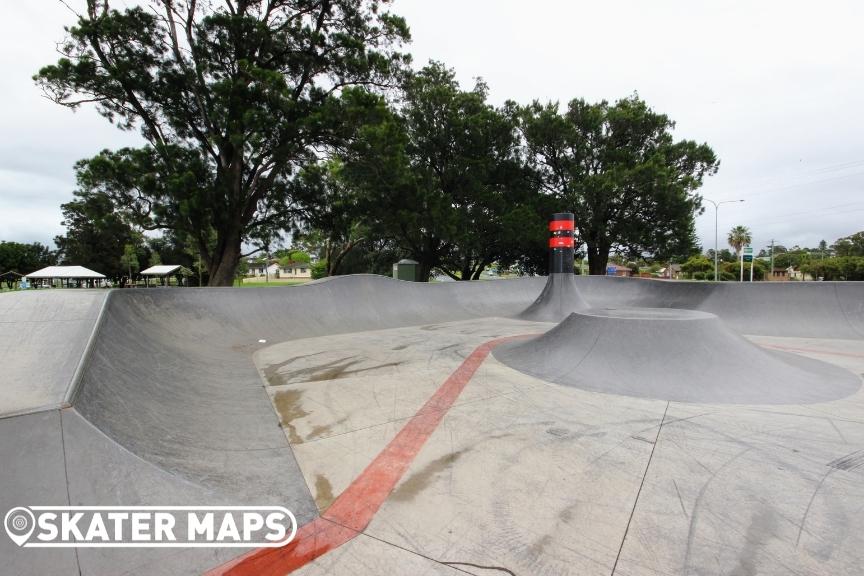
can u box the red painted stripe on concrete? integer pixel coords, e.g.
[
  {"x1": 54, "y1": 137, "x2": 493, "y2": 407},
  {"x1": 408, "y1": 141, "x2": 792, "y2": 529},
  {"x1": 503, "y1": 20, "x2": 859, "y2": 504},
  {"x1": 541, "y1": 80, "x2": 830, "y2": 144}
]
[
  {"x1": 759, "y1": 343, "x2": 864, "y2": 359},
  {"x1": 205, "y1": 334, "x2": 533, "y2": 576}
]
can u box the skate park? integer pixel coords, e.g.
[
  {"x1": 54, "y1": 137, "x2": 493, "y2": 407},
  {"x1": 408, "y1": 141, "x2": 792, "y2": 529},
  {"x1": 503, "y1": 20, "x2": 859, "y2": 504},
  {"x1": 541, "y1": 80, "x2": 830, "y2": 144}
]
[
  {"x1": 1, "y1": 212, "x2": 863, "y2": 576},
  {"x1": 5, "y1": 0, "x2": 864, "y2": 572}
]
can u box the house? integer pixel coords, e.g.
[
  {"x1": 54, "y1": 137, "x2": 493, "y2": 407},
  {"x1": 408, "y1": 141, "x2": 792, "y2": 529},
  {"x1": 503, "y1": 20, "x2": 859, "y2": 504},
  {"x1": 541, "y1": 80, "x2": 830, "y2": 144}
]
[
  {"x1": 605, "y1": 263, "x2": 633, "y2": 277},
  {"x1": 278, "y1": 261, "x2": 311, "y2": 279},
  {"x1": 787, "y1": 267, "x2": 814, "y2": 281},
  {"x1": 246, "y1": 259, "x2": 311, "y2": 280},
  {"x1": 247, "y1": 261, "x2": 280, "y2": 278},
  {"x1": 765, "y1": 268, "x2": 789, "y2": 282},
  {"x1": 658, "y1": 264, "x2": 682, "y2": 280}
]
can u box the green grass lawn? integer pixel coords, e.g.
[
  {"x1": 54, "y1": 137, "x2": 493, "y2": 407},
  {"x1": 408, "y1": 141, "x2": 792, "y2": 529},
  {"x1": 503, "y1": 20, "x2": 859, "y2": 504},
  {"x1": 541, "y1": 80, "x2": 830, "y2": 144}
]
[{"x1": 233, "y1": 279, "x2": 310, "y2": 287}]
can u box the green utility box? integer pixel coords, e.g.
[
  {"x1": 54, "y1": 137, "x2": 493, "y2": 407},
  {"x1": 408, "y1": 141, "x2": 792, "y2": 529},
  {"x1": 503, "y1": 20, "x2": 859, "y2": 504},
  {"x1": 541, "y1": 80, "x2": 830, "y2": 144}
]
[{"x1": 393, "y1": 259, "x2": 419, "y2": 281}]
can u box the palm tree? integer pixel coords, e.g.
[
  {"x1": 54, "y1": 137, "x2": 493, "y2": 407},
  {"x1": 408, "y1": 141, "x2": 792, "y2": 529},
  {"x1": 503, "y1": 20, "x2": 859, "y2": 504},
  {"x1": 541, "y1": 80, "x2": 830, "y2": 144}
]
[{"x1": 727, "y1": 225, "x2": 752, "y2": 256}]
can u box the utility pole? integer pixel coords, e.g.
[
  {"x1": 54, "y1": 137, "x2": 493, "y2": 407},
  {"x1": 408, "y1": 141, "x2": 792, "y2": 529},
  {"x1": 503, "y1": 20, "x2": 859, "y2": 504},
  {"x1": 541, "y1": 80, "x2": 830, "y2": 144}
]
[
  {"x1": 705, "y1": 198, "x2": 745, "y2": 281},
  {"x1": 769, "y1": 239, "x2": 774, "y2": 278}
]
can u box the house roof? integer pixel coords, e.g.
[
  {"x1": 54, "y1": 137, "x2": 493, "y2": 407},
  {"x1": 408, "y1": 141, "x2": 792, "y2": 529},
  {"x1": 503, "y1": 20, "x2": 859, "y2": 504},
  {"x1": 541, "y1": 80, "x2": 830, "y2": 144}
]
[
  {"x1": 0, "y1": 271, "x2": 23, "y2": 279},
  {"x1": 26, "y1": 266, "x2": 106, "y2": 279},
  {"x1": 141, "y1": 264, "x2": 185, "y2": 276}
]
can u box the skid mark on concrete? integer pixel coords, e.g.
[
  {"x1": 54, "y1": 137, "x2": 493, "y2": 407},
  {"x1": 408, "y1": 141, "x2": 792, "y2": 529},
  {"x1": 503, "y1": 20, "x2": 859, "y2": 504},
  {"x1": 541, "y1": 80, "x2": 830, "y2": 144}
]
[
  {"x1": 306, "y1": 417, "x2": 349, "y2": 442},
  {"x1": 314, "y1": 474, "x2": 335, "y2": 512},
  {"x1": 827, "y1": 450, "x2": 864, "y2": 472},
  {"x1": 266, "y1": 356, "x2": 405, "y2": 386},
  {"x1": 260, "y1": 352, "x2": 329, "y2": 385},
  {"x1": 672, "y1": 479, "x2": 688, "y2": 519},
  {"x1": 390, "y1": 448, "x2": 470, "y2": 502},
  {"x1": 796, "y1": 468, "x2": 835, "y2": 547},
  {"x1": 272, "y1": 389, "x2": 308, "y2": 444}
]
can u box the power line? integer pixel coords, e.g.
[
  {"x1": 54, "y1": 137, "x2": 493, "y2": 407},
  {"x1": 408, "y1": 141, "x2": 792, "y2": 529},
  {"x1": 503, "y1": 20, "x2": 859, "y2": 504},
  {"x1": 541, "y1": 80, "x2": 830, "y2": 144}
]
[
  {"x1": 714, "y1": 157, "x2": 864, "y2": 192},
  {"x1": 736, "y1": 206, "x2": 864, "y2": 228}
]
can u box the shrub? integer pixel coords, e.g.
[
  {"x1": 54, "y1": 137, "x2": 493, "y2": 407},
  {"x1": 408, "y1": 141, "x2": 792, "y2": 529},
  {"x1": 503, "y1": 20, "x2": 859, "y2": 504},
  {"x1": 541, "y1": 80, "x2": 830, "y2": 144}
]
[{"x1": 311, "y1": 260, "x2": 328, "y2": 279}]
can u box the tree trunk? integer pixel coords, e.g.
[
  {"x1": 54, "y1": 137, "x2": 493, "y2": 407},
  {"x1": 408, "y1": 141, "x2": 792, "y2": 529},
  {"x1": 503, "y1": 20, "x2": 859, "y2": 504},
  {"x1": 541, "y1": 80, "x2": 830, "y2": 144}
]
[
  {"x1": 208, "y1": 230, "x2": 242, "y2": 286},
  {"x1": 586, "y1": 241, "x2": 611, "y2": 275},
  {"x1": 328, "y1": 238, "x2": 362, "y2": 276},
  {"x1": 417, "y1": 260, "x2": 434, "y2": 282},
  {"x1": 416, "y1": 236, "x2": 440, "y2": 282}
]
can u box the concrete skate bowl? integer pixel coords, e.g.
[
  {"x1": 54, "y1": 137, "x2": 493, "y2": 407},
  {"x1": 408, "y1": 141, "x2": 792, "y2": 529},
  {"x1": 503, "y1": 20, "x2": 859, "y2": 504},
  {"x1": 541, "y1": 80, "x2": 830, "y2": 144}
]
[
  {"x1": 3, "y1": 274, "x2": 864, "y2": 575},
  {"x1": 68, "y1": 275, "x2": 864, "y2": 506},
  {"x1": 1, "y1": 275, "x2": 548, "y2": 576},
  {"x1": 72, "y1": 275, "x2": 547, "y2": 498},
  {"x1": 494, "y1": 307, "x2": 862, "y2": 404}
]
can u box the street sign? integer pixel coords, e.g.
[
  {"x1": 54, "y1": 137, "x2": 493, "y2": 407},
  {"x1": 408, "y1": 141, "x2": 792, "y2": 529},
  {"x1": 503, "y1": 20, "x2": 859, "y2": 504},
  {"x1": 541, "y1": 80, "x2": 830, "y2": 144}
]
[{"x1": 743, "y1": 246, "x2": 753, "y2": 263}]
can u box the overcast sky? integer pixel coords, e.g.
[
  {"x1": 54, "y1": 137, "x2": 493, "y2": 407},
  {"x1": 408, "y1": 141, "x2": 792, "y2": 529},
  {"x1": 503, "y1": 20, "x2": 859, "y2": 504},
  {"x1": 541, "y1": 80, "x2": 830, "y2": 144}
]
[{"x1": 2, "y1": 1, "x2": 863, "y2": 254}]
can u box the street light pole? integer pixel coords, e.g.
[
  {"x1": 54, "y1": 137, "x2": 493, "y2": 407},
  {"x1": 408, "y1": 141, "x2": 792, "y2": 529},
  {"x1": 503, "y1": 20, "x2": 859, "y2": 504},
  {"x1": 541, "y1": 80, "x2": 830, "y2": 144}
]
[{"x1": 705, "y1": 199, "x2": 745, "y2": 281}]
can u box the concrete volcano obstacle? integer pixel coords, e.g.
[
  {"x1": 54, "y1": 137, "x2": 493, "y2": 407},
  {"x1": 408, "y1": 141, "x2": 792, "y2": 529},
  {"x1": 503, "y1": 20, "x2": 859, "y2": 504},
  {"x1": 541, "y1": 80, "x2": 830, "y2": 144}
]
[
  {"x1": 519, "y1": 212, "x2": 589, "y2": 321},
  {"x1": 495, "y1": 307, "x2": 861, "y2": 404},
  {"x1": 519, "y1": 272, "x2": 589, "y2": 321}
]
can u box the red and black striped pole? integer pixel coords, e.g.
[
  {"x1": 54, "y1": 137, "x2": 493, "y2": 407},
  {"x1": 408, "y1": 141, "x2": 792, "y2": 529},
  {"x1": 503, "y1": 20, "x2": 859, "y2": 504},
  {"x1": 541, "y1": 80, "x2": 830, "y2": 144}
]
[{"x1": 549, "y1": 213, "x2": 575, "y2": 274}]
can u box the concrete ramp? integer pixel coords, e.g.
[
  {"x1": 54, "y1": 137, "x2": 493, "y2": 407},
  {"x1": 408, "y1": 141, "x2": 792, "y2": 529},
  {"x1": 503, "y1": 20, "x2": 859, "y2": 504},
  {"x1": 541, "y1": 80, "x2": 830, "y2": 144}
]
[
  {"x1": 495, "y1": 307, "x2": 861, "y2": 404},
  {"x1": 0, "y1": 290, "x2": 107, "y2": 417}
]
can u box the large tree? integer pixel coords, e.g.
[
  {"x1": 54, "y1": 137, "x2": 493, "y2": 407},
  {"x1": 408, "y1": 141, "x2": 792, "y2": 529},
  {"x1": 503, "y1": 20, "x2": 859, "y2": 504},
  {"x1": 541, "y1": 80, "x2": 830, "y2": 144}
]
[
  {"x1": 342, "y1": 63, "x2": 539, "y2": 281},
  {"x1": 36, "y1": 0, "x2": 409, "y2": 285},
  {"x1": 0, "y1": 242, "x2": 56, "y2": 275},
  {"x1": 520, "y1": 96, "x2": 719, "y2": 274},
  {"x1": 289, "y1": 161, "x2": 368, "y2": 276},
  {"x1": 727, "y1": 225, "x2": 752, "y2": 255},
  {"x1": 54, "y1": 189, "x2": 139, "y2": 279},
  {"x1": 833, "y1": 231, "x2": 864, "y2": 257}
]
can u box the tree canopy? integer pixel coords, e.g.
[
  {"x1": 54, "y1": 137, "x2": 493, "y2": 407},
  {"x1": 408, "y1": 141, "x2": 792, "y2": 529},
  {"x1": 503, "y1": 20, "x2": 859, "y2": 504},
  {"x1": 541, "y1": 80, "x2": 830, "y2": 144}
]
[
  {"x1": 727, "y1": 225, "x2": 752, "y2": 255},
  {"x1": 340, "y1": 62, "x2": 543, "y2": 281},
  {"x1": 54, "y1": 188, "x2": 139, "y2": 279},
  {"x1": 0, "y1": 242, "x2": 56, "y2": 275},
  {"x1": 833, "y1": 231, "x2": 864, "y2": 257},
  {"x1": 520, "y1": 95, "x2": 718, "y2": 274},
  {"x1": 36, "y1": 0, "x2": 409, "y2": 285},
  {"x1": 36, "y1": 3, "x2": 728, "y2": 282}
]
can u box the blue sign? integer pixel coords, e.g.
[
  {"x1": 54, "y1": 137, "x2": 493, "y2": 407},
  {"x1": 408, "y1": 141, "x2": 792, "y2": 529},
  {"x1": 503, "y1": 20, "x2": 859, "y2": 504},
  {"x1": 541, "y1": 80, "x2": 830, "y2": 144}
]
[{"x1": 606, "y1": 266, "x2": 617, "y2": 276}]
